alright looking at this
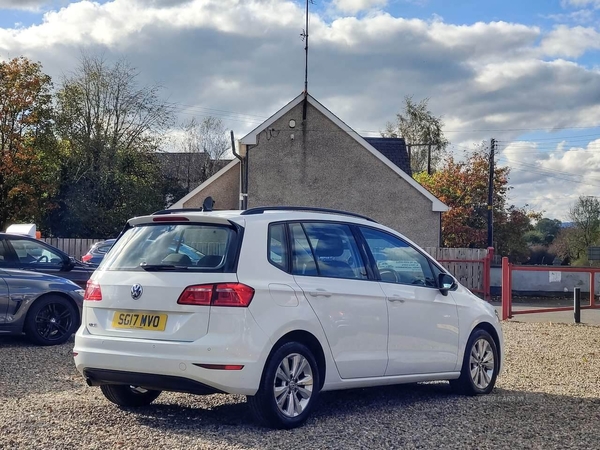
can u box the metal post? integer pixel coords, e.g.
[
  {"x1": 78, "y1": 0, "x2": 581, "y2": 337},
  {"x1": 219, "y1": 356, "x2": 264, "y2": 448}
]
[
  {"x1": 487, "y1": 139, "x2": 495, "y2": 248},
  {"x1": 590, "y1": 272, "x2": 595, "y2": 307},
  {"x1": 427, "y1": 144, "x2": 432, "y2": 175},
  {"x1": 501, "y1": 257, "x2": 510, "y2": 320},
  {"x1": 574, "y1": 287, "x2": 581, "y2": 324}
]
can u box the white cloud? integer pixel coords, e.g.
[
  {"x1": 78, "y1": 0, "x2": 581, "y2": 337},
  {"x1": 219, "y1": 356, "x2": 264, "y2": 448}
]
[
  {"x1": 1, "y1": 0, "x2": 600, "y2": 218},
  {"x1": 332, "y1": 0, "x2": 387, "y2": 14},
  {"x1": 561, "y1": 0, "x2": 600, "y2": 8},
  {"x1": 544, "y1": 9, "x2": 596, "y2": 24},
  {"x1": 500, "y1": 140, "x2": 600, "y2": 219},
  {"x1": 0, "y1": 0, "x2": 49, "y2": 10},
  {"x1": 540, "y1": 25, "x2": 600, "y2": 58}
]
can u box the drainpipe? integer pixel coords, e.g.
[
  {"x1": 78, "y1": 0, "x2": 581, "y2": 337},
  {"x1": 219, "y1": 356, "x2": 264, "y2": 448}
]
[
  {"x1": 230, "y1": 130, "x2": 248, "y2": 210},
  {"x1": 231, "y1": 131, "x2": 243, "y2": 210}
]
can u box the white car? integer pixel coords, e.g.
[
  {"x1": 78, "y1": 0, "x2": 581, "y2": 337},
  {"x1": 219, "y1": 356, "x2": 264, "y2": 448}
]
[{"x1": 73, "y1": 206, "x2": 503, "y2": 429}]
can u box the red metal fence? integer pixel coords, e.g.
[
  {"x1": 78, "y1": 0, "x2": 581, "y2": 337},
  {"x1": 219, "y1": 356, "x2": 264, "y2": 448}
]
[{"x1": 501, "y1": 257, "x2": 600, "y2": 320}]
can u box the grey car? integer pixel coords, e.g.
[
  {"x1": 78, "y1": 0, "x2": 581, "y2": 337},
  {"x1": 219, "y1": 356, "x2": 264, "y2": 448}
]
[{"x1": 0, "y1": 268, "x2": 84, "y2": 346}]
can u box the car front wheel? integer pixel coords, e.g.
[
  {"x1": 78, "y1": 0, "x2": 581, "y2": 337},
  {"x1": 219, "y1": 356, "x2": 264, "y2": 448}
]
[
  {"x1": 247, "y1": 342, "x2": 320, "y2": 429},
  {"x1": 451, "y1": 328, "x2": 499, "y2": 395},
  {"x1": 24, "y1": 295, "x2": 79, "y2": 346}
]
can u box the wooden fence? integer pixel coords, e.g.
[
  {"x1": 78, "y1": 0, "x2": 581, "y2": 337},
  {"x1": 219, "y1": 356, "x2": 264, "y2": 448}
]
[
  {"x1": 41, "y1": 238, "x2": 107, "y2": 259},
  {"x1": 424, "y1": 247, "x2": 492, "y2": 298}
]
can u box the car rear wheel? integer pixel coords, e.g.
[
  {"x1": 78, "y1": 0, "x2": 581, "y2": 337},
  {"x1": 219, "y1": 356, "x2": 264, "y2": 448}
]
[
  {"x1": 247, "y1": 342, "x2": 320, "y2": 429},
  {"x1": 450, "y1": 328, "x2": 498, "y2": 395},
  {"x1": 100, "y1": 385, "x2": 162, "y2": 407},
  {"x1": 24, "y1": 295, "x2": 79, "y2": 346}
]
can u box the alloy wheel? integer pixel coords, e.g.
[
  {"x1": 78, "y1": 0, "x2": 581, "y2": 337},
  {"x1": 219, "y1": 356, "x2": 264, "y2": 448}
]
[
  {"x1": 35, "y1": 302, "x2": 73, "y2": 342},
  {"x1": 469, "y1": 338, "x2": 495, "y2": 390},
  {"x1": 273, "y1": 353, "x2": 314, "y2": 418}
]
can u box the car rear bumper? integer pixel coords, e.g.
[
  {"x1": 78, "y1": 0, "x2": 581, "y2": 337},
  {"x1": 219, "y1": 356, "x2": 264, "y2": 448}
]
[
  {"x1": 73, "y1": 319, "x2": 271, "y2": 396},
  {"x1": 83, "y1": 368, "x2": 224, "y2": 395}
]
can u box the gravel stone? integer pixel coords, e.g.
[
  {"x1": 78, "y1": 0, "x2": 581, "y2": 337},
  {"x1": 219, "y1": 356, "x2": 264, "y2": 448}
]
[{"x1": 1, "y1": 322, "x2": 600, "y2": 449}]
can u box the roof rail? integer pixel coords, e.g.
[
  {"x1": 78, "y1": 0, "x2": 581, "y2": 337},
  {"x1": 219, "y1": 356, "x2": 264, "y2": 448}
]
[
  {"x1": 151, "y1": 208, "x2": 207, "y2": 216},
  {"x1": 240, "y1": 206, "x2": 377, "y2": 222}
]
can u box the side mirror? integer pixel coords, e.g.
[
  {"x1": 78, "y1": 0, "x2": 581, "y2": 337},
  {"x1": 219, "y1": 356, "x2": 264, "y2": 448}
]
[
  {"x1": 439, "y1": 273, "x2": 457, "y2": 296},
  {"x1": 62, "y1": 256, "x2": 76, "y2": 271}
]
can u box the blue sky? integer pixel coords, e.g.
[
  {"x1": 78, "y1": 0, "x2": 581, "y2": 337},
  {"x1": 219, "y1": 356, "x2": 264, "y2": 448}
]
[{"x1": 1, "y1": 0, "x2": 600, "y2": 219}]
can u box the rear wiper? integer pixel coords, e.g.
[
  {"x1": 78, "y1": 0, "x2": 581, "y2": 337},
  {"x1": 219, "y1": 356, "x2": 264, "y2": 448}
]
[{"x1": 139, "y1": 263, "x2": 189, "y2": 271}]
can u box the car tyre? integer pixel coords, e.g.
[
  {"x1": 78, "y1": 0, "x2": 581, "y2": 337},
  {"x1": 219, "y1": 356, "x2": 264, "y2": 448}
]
[
  {"x1": 100, "y1": 385, "x2": 162, "y2": 407},
  {"x1": 24, "y1": 295, "x2": 79, "y2": 346},
  {"x1": 451, "y1": 328, "x2": 499, "y2": 395},
  {"x1": 247, "y1": 342, "x2": 321, "y2": 429}
]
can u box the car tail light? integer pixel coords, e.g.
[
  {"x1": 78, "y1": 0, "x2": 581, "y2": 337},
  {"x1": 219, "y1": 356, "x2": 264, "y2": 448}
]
[
  {"x1": 178, "y1": 283, "x2": 254, "y2": 307},
  {"x1": 84, "y1": 281, "x2": 102, "y2": 301},
  {"x1": 213, "y1": 283, "x2": 254, "y2": 307},
  {"x1": 82, "y1": 254, "x2": 92, "y2": 263},
  {"x1": 177, "y1": 285, "x2": 213, "y2": 306}
]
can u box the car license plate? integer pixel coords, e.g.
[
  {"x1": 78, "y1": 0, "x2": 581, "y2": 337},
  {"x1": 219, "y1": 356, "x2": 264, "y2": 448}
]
[{"x1": 112, "y1": 311, "x2": 168, "y2": 331}]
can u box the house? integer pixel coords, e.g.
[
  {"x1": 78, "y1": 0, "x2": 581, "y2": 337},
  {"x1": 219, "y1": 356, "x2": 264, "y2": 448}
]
[
  {"x1": 156, "y1": 152, "x2": 232, "y2": 193},
  {"x1": 170, "y1": 93, "x2": 448, "y2": 247}
]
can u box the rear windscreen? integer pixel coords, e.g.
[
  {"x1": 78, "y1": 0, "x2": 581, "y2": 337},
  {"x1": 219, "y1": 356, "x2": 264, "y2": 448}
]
[{"x1": 99, "y1": 223, "x2": 236, "y2": 272}]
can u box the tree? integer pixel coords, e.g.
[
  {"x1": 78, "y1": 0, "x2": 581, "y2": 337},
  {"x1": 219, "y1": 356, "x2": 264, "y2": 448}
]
[
  {"x1": 49, "y1": 54, "x2": 173, "y2": 237},
  {"x1": 569, "y1": 196, "x2": 600, "y2": 249},
  {"x1": 384, "y1": 96, "x2": 449, "y2": 173},
  {"x1": 0, "y1": 57, "x2": 58, "y2": 231},
  {"x1": 415, "y1": 147, "x2": 540, "y2": 260},
  {"x1": 534, "y1": 218, "x2": 562, "y2": 244},
  {"x1": 549, "y1": 227, "x2": 582, "y2": 264},
  {"x1": 171, "y1": 117, "x2": 230, "y2": 193}
]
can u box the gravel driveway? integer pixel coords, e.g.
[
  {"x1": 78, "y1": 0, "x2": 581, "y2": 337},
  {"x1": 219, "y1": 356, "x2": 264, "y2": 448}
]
[{"x1": 2, "y1": 322, "x2": 600, "y2": 450}]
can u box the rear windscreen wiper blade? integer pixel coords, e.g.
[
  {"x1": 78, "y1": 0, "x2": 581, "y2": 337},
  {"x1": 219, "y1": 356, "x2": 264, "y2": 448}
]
[{"x1": 139, "y1": 263, "x2": 189, "y2": 271}]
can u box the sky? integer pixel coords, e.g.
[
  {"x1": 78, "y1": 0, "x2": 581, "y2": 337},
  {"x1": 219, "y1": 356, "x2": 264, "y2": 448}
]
[{"x1": 1, "y1": 0, "x2": 600, "y2": 220}]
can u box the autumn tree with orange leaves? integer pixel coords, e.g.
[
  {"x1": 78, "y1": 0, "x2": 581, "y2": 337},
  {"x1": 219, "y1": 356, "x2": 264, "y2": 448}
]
[
  {"x1": 415, "y1": 147, "x2": 540, "y2": 260},
  {"x1": 0, "y1": 57, "x2": 58, "y2": 231}
]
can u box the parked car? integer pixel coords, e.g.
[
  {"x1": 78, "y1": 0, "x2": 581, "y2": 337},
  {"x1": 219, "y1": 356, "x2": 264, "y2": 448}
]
[
  {"x1": 74, "y1": 206, "x2": 503, "y2": 429},
  {"x1": 0, "y1": 233, "x2": 94, "y2": 288},
  {"x1": 0, "y1": 268, "x2": 84, "y2": 345},
  {"x1": 82, "y1": 239, "x2": 116, "y2": 265}
]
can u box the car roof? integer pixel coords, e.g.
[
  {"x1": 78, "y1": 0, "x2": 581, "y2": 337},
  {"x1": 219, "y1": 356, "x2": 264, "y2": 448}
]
[{"x1": 128, "y1": 209, "x2": 377, "y2": 228}]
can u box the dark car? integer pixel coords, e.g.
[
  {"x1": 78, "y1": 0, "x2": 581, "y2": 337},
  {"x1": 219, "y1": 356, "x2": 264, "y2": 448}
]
[
  {"x1": 0, "y1": 268, "x2": 84, "y2": 345},
  {"x1": 0, "y1": 233, "x2": 94, "y2": 288},
  {"x1": 82, "y1": 239, "x2": 116, "y2": 265}
]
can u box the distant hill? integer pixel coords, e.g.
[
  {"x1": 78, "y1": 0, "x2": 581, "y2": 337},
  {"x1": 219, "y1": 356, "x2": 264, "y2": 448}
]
[{"x1": 561, "y1": 222, "x2": 574, "y2": 228}]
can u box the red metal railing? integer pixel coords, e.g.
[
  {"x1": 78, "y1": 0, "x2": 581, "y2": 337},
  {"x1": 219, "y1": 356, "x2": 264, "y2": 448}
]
[
  {"x1": 437, "y1": 247, "x2": 494, "y2": 300},
  {"x1": 501, "y1": 257, "x2": 600, "y2": 320}
]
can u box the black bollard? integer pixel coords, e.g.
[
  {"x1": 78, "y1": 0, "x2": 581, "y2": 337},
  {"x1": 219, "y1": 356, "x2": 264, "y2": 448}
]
[{"x1": 574, "y1": 287, "x2": 581, "y2": 324}]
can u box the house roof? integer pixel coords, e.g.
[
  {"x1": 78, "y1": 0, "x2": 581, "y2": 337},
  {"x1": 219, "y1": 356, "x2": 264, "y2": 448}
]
[
  {"x1": 170, "y1": 159, "x2": 240, "y2": 209},
  {"x1": 240, "y1": 93, "x2": 448, "y2": 212},
  {"x1": 363, "y1": 137, "x2": 412, "y2": 177}
]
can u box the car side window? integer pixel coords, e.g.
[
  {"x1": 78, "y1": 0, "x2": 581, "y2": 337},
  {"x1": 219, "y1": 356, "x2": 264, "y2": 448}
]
[
  {"x1": 290, "y1": 223, "x2": 319, "y2": 276},
  {"x1": 7, "y1": 238, "x2": 64, "y2": 266},
  {"x1": 360, "y1": 227, "x2": 436, "y2": 288},
  {"x1": 0, "y1": 240, "x2": 13, "y2": 265},
  {"x1": 302, "y1": 223, "x2": 367, "y2": 280},
  {"x1": 268, "y1": 223, "x2": 288, "y2": 272}
]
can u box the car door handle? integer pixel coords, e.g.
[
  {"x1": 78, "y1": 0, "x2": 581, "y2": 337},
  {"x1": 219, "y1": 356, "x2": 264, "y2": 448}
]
[
  {"x1": 387, "y1": 295, "x2": 405, "y2": 303},
  {"x1": 309, "y1": 289, "x2": 332, "y2": 298}
]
